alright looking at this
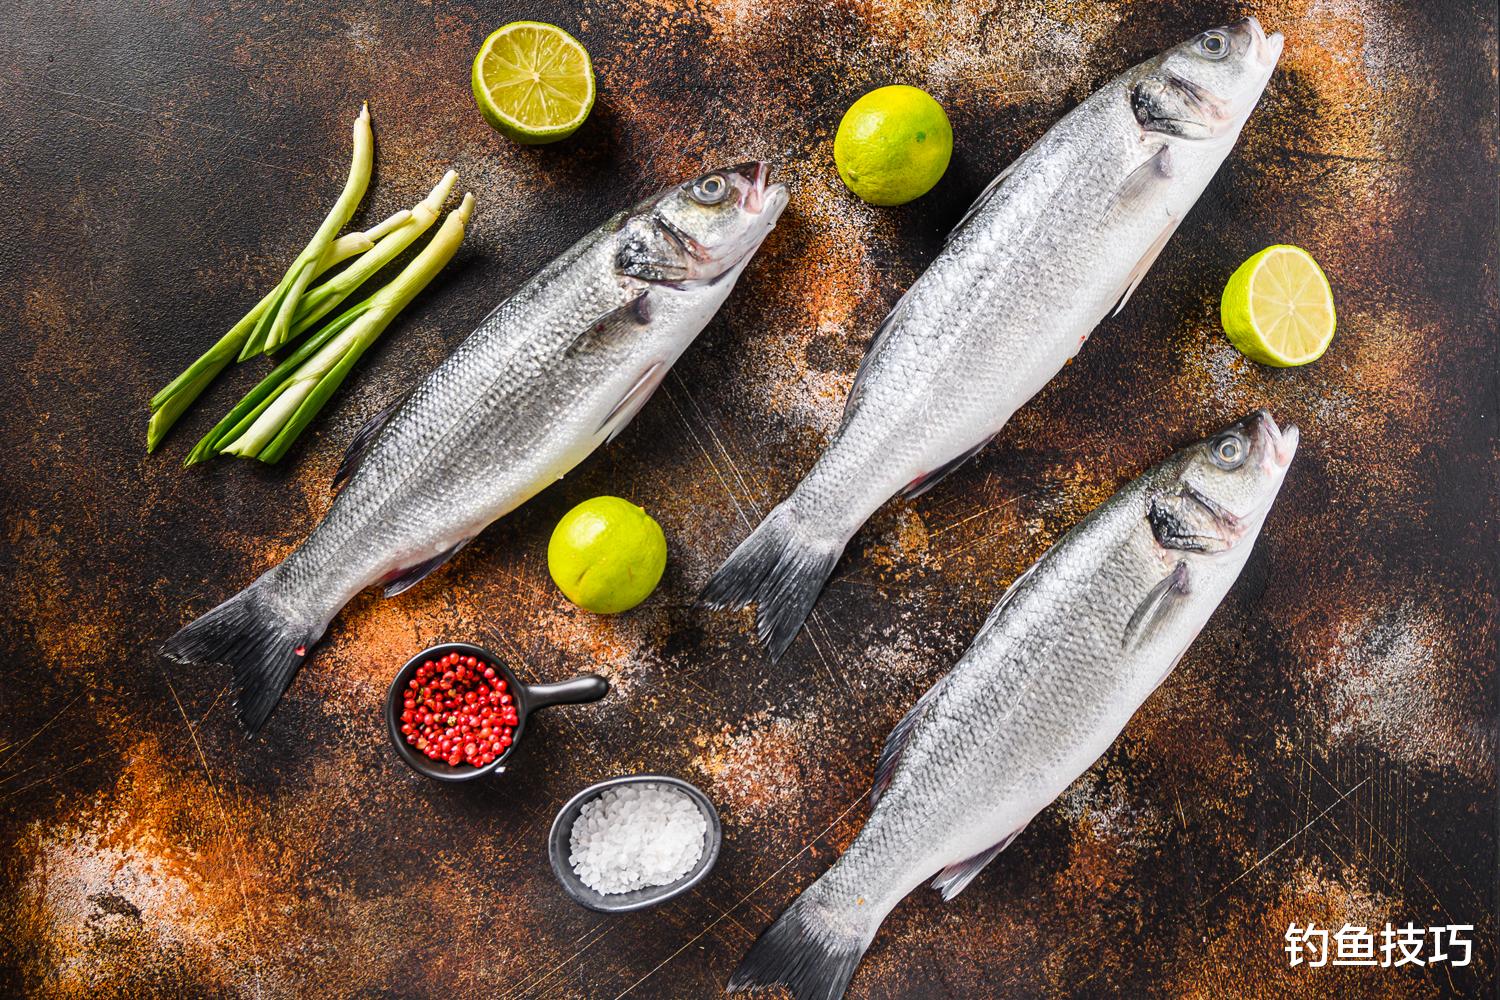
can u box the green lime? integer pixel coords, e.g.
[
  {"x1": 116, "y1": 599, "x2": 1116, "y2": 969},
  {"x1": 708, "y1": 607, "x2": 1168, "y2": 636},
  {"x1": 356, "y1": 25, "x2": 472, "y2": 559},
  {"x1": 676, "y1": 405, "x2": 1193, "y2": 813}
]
[
  {"x1": 471, "y1": 21, "x2": 595, "y2": 145},
  {"x1": 1220, "y1": 245, "x2": 1337, "y2": 367},
  {"x1": 833, "y1": 85, "x2": 953, "y2": 206},
  {"x1": 547, "y1": 497, "x2": 667, "y2": 614}
]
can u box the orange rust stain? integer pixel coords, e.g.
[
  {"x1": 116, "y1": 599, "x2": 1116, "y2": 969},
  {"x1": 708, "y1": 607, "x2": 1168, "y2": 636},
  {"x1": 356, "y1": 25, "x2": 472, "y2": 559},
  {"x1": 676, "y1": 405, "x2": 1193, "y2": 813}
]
[
  {"x1": 690, "y1": 710, "x2": 826, "y2": 821},
  {"x1": 1167, "y1": 863, "x2": 1429, "y2": 1000}
]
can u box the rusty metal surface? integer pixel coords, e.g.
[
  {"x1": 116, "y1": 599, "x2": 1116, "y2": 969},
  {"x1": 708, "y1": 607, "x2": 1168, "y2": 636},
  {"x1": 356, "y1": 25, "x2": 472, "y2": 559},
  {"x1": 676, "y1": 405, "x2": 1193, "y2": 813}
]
[{"x1": 0, "y1": 1, "x2": 1495, "y2": 997}]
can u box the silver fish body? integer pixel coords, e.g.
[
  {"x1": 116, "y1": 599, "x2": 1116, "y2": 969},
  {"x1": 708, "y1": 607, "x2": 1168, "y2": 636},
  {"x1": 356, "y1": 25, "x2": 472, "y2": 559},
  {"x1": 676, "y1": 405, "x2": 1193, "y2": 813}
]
[
  {"x1": 730, "y1": 410, "x2": 1299, "y2": 1000},
  {"x1": 164, "y1": 163, "x2": 788, "y2": 731},
  {"x1": 705, "y1": 19, "x2": 1284, "y2": 660}
]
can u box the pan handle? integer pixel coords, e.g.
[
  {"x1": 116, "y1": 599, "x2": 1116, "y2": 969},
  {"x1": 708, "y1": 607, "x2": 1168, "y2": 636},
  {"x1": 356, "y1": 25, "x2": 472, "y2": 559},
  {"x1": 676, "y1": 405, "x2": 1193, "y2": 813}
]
[{"x1": 525, "y1": 674, "x2": 610, "y2": 713}]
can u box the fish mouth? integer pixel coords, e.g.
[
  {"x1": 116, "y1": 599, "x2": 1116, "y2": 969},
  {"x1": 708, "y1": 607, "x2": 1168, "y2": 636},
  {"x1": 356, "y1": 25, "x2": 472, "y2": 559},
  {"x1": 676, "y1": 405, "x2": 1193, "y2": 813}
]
[
  {"x1": 1237, "y1": 15, "x2": 1284, "y2": 69},
  {"x1": 1249, "y1": 408, "x2": 1299, "y2": 469},
  {"x1": 730, "y1": 160, "x2": 785, "y2": 216}
]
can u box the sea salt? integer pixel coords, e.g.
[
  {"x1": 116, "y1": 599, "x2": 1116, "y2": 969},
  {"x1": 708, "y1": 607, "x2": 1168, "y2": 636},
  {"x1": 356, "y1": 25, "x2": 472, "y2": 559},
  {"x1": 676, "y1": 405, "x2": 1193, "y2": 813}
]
[{"x1": 568, "y1": 783, "x2": 707, "y2": 895}]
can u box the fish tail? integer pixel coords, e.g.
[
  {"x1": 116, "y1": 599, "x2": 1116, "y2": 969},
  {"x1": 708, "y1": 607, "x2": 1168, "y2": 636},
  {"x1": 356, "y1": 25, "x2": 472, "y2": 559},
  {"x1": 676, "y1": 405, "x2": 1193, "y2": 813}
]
[
  {"x1": 160, "y1": 570, "x2": 320, "y2": 734},
  {"x1": 702, "y1": 501, "x2": 844, "y2": 661},
  {"x1": 727, "y1": 874, "x2": 879, "y2": 1000}
]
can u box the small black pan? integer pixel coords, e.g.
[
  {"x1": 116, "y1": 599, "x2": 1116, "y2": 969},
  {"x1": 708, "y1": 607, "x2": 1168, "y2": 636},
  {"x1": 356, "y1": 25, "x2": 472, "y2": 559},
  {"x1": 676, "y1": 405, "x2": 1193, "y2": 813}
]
[{"x1": 384, "y1": 641, "x2": 608, "y2": 782}]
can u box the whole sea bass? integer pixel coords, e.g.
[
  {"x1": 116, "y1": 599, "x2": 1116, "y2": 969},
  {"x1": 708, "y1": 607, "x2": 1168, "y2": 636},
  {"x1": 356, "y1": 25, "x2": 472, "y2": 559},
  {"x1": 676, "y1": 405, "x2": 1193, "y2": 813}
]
[
  {"x1": 705, "y1": 19, "x2": 1283, "y2": 659},
  {"x1": 730, "y1": 410, "x2": 1299, "y2": 1000},
  {"x1": 164, "y1": 164, "x2": 789, "y2": 732}
]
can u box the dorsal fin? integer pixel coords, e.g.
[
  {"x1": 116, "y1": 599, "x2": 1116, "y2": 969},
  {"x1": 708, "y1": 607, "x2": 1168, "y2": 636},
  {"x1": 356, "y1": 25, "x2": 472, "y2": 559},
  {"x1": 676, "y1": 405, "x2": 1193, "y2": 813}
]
[
  {"x1": 945, "y1": 159, "x2": 1019, "y2": 245},
  {"x1": 844, "y1": 160, "x2": 1022, "y2": 426},
  {"x1": 841, "y1": 289, "x2": 911, "y2": 424},
  {"x1": 334, "y1": 394, "x2": 406, "y2": 489},
  {"x1": 974, "y1": 560, "x2": 1039, "y2": 641},
  {"x1": 930, "y1": 824, "x2": 1029, "y2": 901},
  {"x1": 871, "y1": 673, "x2": 951, "y2": 805}
]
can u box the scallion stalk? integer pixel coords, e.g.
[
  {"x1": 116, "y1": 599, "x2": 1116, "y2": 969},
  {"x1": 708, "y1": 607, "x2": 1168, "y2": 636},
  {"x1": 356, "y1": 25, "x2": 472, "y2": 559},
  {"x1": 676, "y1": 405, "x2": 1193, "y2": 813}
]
[
  {"x1": 284, "y1": 169, "x2": 457, "y2": 341},
  {"x1": 193, "y1": 193, "x2": 475, "y2": 465},
  {"x1": 239, "y1": 103, "x2": 375, "y2": 360},
  {"x1": 145, "y1": 207, "x2": 409, "y2": 453}
]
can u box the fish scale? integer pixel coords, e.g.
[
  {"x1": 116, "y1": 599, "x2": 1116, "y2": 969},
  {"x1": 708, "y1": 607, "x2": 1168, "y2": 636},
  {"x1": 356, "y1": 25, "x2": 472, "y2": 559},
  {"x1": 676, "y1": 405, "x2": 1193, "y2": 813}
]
[
  {"x1": 730, "y1": 409, "x2": 1299, "y2": 1000},
  {"x1": 163, "y1": 163, "x2": 788, "y2": 733},
  {"x1": 706, "y1": 18, "x2": 1285, "y2": 664}
]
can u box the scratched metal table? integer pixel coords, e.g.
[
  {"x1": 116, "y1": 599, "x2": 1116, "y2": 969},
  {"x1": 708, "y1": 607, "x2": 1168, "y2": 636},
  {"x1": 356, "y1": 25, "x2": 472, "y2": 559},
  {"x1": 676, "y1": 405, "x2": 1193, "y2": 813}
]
[{"x1": 1, "y1": 1, "x2": 1494, "y2": 997}]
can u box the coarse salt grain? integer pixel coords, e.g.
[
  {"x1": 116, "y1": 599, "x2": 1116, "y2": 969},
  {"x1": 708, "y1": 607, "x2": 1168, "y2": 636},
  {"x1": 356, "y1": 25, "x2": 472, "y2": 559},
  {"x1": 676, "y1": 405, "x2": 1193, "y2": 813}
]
[{"x1": 568, "y1": 783, "x2": 707, "y2": 895}]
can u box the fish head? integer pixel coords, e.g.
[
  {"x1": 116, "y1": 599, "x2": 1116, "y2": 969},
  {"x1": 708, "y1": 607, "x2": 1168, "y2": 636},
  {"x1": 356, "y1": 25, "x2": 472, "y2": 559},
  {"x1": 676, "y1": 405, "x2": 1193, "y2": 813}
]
[
  {"x1": 1129, "y1": 17, "x2": 1283, "y2": 142},
  {"x1": 617, "y1": 162, "x2": 789, "y2": 285},
  {"x1": 1149, "y1": 410, "x2": 1298, "y2": 555}
]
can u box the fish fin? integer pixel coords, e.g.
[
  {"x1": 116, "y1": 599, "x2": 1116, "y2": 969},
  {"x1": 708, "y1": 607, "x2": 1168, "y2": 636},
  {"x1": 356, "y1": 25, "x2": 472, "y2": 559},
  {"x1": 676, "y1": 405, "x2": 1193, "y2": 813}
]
[
  {"x1": 872, "y1": 561, "x2": 1040, "y2": 802},
  {"x1": 945, "y1": 159, "x2": 1019, "y2": 245},
  {"x1": 599, "y1": 361, "x2": 666, "y2": 445},
  {"x1": 871, "y1": 674, "x2": 951, "y2": 805},
  {"x1": 1123, "y1": 561, "x2": 1190, "y2": 650},
  {"x1": 974, "y1": 560, "x2": 1040, "y2": 641},
  {"x1": 702, "y1": 502, "x2": 845, "y2": 662},
  {"x1": 383, "y1": 539, "x2": 472, "y2": 598},
  {"x1": 727, "y1": 877, "x2": 872, "y2": 1000},
  {"x1": 898, "y1": 435, "x2": 996, "y2": 500},
  {"x1": 930, "y1": 825, "x2": 1028, "y2": 901},
  {"x1": 334, "y1": 394, "x2": 406, "y2": 489},
  {"x1": 842, "y1": 289, "x2": 911, "y2": 424},
  {"x1": 1105, "y1": 144, "x2": 1173, "y2": 223},
  {"x1": 1110, "y1": 213, "x2": 1183, "y2": 317},
  {"x1": 566, "y1": 290, "x2": 652, "y2": 356},
  {"x1": 160, "y1": 571, "x2": 318, "y2": 734}
]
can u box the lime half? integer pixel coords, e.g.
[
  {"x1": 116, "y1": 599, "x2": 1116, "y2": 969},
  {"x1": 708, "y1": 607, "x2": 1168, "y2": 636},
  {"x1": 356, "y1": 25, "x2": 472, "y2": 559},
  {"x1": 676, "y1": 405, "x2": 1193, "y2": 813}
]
[
  {"x1": 1220, "y1": 245, "x2": 1337, "y2": 367},
  {"x1": 471, "y1": 21, "x2": 595, "y2": 145}
]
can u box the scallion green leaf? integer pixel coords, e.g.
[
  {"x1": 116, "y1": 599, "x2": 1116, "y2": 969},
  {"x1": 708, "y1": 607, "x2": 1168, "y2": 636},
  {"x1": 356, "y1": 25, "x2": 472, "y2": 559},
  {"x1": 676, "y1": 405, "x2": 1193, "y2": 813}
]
[{"x1": 202, "y1": 193, "x2": 475, "y2": 465}]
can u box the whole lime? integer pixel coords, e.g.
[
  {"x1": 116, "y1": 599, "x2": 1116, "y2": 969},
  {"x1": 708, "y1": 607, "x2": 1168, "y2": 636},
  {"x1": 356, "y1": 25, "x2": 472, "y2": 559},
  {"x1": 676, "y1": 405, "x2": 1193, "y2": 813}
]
[
  {"x1": 834, "y1": 85, "x2": 953, "y2": 206},
  {"x1": 547, "y1": 497, "x2": 667, "y2": 614}
]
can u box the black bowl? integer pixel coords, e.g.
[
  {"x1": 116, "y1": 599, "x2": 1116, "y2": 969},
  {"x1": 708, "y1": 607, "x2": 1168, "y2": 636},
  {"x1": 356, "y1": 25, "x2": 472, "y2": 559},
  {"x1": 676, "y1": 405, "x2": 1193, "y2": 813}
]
[
  {"x1": 547, "y1": 774, "x2": 723, "y2": 912},
  {"x1": 385, "y1": 641, "x2": 608, "y2": 782}
]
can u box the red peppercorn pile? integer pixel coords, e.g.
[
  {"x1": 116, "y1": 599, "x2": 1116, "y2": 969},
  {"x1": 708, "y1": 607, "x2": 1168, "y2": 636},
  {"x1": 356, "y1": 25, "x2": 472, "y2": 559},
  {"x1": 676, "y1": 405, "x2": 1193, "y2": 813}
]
[{"x1": 400, "y1": 652, "x2": 518, "y2": 767}]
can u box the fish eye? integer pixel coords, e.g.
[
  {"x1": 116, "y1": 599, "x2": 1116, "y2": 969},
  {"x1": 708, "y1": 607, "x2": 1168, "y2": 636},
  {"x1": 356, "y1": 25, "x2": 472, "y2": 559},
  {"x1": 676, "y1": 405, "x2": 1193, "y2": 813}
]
[
  {"x1": 1199, "y1": 31, "x2": 1229, "y2": 59},
  {"x1": 690, "y1": 173, "x2": 730, "y2": 205},
  {"x1": 1211, "y1": 434, "x2": 1246, "y2": 469}
]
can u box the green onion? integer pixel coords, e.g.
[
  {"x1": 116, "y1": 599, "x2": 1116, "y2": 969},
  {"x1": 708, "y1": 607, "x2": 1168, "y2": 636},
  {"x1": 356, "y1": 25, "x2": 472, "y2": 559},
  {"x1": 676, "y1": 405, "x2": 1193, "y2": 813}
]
[
  {"x1": 283, "y1": 169, "x2": 458, "y2": 341},
  {"x1": 145, "y1": 206, "x2": 409, "y2": 453},
  {"x1": 239, "y1": 103, "x2": 375, "y2": 360},
  {"x1": 190, "y1": 192, "x2": 475, "y2": 465}
]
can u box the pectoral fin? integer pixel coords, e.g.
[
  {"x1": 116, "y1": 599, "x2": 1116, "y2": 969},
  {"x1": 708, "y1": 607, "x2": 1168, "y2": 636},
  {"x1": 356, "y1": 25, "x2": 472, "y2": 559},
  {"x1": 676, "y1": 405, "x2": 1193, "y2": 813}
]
[
  {"x1": 1123, "y1": 561, "x2": 1190, "y2": 650},
  {"x1": 566, "y1": 291, "x2": 652, "y2": 356},
  {"x1": 1106, "y1": 145, "x2": 1173, "y2": 221}
]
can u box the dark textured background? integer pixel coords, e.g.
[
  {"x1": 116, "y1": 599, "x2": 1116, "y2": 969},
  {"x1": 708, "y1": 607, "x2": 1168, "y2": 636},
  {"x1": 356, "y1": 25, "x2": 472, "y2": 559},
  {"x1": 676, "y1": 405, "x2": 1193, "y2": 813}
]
[{"x1": 1, "y1": 1, "x2": 1495, "y2": 997}]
